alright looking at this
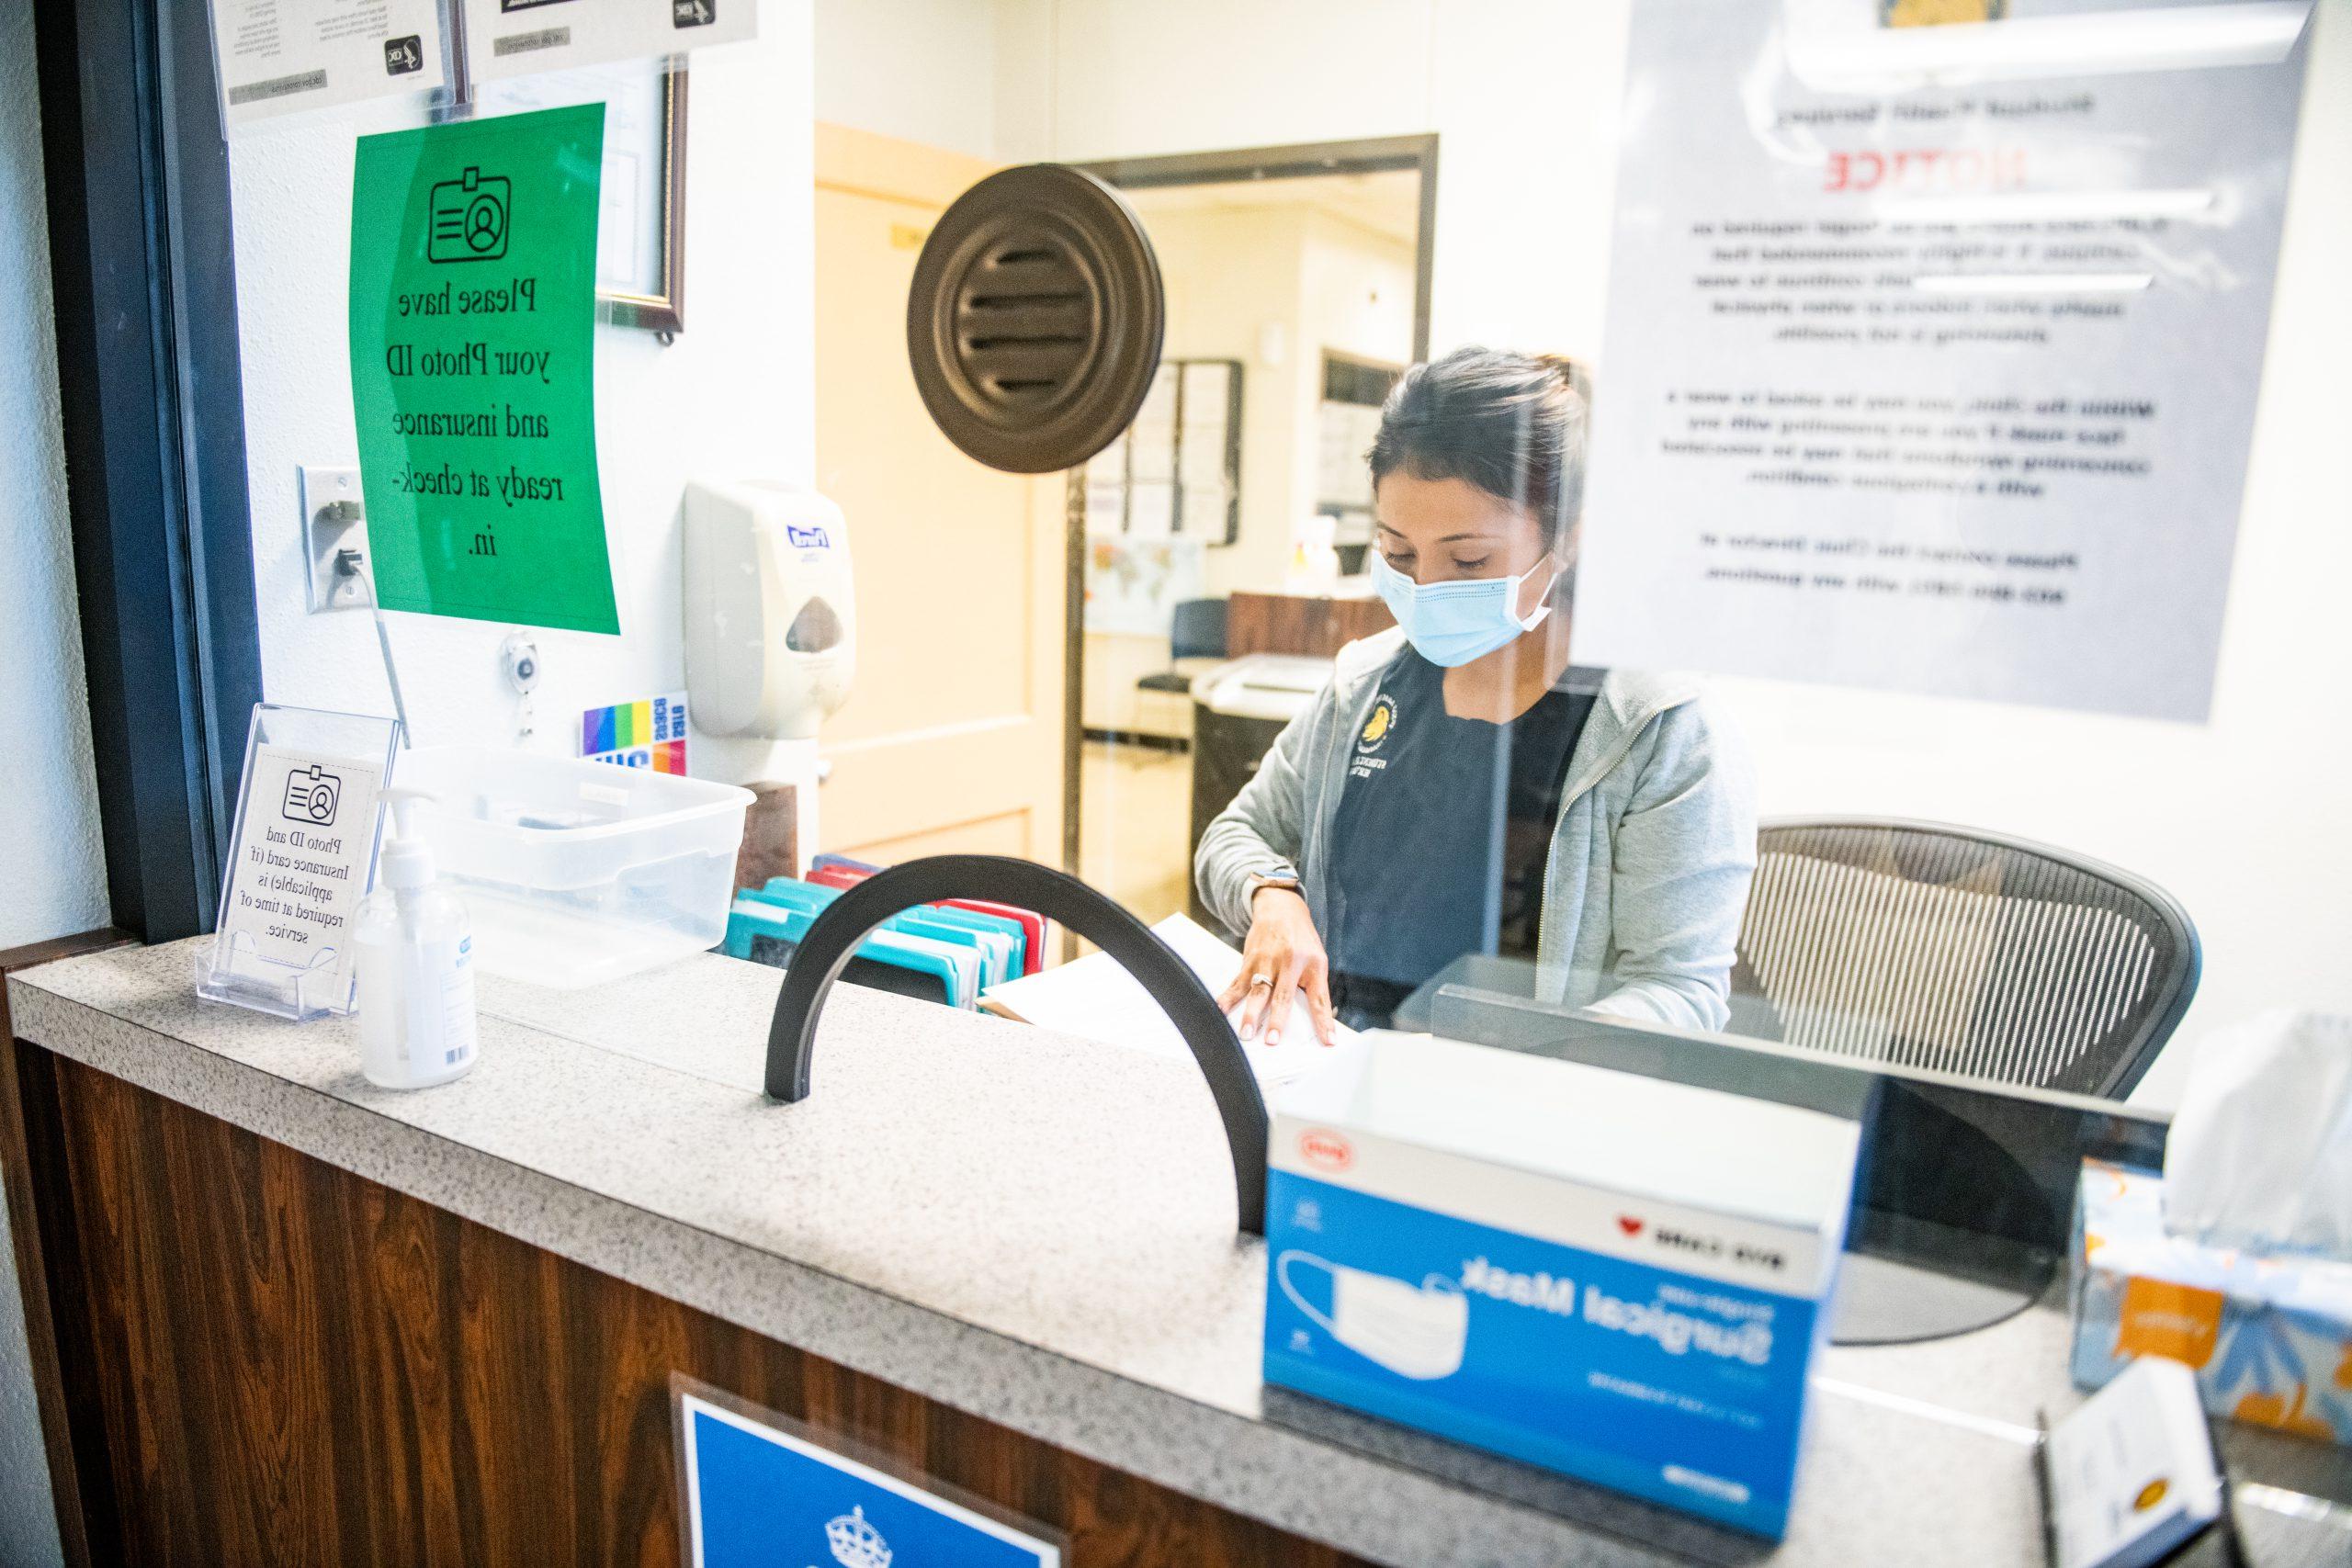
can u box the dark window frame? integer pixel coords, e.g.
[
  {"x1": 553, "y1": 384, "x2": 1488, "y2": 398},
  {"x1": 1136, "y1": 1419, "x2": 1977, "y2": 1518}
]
[{"x1": 35, "y1": 0, "x2": 263, "y2": 942}]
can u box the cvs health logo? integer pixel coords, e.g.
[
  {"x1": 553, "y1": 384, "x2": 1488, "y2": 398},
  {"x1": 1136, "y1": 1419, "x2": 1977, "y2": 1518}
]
[
  {"x1": 1611, "y1": 1212, "x2": 1785, "y2": 1272},
  {"x1": 1296, "y1": 1129, "x2": 1353, "y2": 1172}
]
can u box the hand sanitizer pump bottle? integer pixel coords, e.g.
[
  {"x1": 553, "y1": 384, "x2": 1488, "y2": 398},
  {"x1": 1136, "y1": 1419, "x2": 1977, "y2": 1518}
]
[{"x1": 356, "y1": 788, "x2": 478, "y2": 1089}]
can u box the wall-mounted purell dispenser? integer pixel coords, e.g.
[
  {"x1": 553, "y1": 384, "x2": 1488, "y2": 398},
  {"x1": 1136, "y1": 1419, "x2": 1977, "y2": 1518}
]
[{"x1": 684, "y1": 479, "x2": 855, "y2": 740}]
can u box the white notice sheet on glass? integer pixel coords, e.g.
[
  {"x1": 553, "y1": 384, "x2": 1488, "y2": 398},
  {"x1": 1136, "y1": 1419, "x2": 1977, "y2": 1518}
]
[
  {"x1": 1573, "y1": 0, "x2": 2312, "y2": 721},
  {"x1": 209, "y1": 0, "x2": 446, "y2": 127},
  {"x1": 465, "y1": 0, "x2": 757, "y2": 83}
]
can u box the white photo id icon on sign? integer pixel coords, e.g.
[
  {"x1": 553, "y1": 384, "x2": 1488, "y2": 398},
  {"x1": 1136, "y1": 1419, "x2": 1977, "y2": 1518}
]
[{"x1": 196, "y1": 705, "x2": 400, "y2": 1022}]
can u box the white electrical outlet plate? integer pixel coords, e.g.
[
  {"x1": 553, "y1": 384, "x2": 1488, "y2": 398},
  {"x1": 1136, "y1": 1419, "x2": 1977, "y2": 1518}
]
[{"x1": 300, "y1": 466, "x2": 370, "y2": 613}]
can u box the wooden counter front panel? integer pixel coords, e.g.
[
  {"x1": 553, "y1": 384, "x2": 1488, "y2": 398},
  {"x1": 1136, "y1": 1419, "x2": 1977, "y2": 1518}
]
[{"x1": 8, "y1": 1043, "x2": 1372, "y2": 1568}]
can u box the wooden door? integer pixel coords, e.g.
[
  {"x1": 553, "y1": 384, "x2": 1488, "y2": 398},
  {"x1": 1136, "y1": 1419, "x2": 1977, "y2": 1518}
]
[{"x1": 811, "y1": 125, "x2": 1067, "y2": 866}]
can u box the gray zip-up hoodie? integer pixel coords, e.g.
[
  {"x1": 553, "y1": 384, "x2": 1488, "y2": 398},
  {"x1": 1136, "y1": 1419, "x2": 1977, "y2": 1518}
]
[{"x1": 1193, "y1": 627, "x2": 1758, "y2": 1032}]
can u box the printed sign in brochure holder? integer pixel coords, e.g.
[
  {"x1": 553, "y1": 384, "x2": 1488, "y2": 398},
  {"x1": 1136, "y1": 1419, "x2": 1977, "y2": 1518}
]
[{"x1": 195, "y1": 704, "x2": 401, "y2": 1022}]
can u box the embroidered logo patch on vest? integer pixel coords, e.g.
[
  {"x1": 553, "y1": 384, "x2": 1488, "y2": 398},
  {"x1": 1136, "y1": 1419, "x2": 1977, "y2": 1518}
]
[{"x1": 1359, "y1": 694, "x2": 1398, "y2": 752}]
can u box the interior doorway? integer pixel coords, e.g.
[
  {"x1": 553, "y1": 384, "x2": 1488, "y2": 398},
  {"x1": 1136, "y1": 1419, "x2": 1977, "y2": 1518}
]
[{"x1": 1067, "y1": 137, "x2": 1437, "y2": 935}]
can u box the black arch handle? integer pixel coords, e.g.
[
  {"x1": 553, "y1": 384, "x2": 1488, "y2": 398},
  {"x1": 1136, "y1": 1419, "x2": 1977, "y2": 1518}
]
[{"x1": 763, "y1": 854, "x2": 1270, "y2": 1235}]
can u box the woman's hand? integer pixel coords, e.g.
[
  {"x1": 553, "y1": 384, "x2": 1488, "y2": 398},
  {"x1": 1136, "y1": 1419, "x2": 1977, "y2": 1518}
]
[{"x1": 1216, "y1": 886, "x2": 1339, "y2": 1047}]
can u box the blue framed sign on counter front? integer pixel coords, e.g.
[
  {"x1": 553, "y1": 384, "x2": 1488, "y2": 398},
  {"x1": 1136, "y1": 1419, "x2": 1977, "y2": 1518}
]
[{"x1": 674, "y1": 1381, "x2": 1062, "y2": 1568}]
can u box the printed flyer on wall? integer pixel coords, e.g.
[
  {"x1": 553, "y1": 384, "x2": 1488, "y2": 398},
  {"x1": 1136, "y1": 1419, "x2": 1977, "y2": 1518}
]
[{"x1": 347, "y1": 104, "x2": 621, "y2": 636}]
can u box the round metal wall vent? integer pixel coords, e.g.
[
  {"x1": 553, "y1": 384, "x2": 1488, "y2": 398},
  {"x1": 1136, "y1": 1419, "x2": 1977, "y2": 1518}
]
[{"x1": 907, "y1": 164, "x2": 1164, "y2": 475}]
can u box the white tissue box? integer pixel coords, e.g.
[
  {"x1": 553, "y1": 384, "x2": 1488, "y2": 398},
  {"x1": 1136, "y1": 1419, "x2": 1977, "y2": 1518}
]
[
  {"x1": 1261, "y1": 1031, "x2": 1862, "y2": 1538},
  {"x1": 2072, "y1": 1161, "x2": 2352, "y2": 1445}
]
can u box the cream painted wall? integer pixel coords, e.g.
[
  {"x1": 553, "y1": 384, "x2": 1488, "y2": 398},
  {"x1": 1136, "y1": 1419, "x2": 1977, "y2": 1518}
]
[
  {"x1": 814, "y1": 0, "x2": 999, "y2": 158},
  {"x1": 230, "y1": 13, "x2": 816, "y2": 775},
  {"x1": 1295, "y1": 204, "x2": 1418, "y2": 529},
  {"x1": 895, "y1": 0, "x2": 2350, "y2": 1105},
  {"x1": 0, "y1": 0, "x2": 92, "y2": 1559},
  {"x1": 1137, "y1": 203, "x2": 1305, "y2": 599},
  {"x1": 1125, "y1": 201, "x2": 1413, "y2": 598}
]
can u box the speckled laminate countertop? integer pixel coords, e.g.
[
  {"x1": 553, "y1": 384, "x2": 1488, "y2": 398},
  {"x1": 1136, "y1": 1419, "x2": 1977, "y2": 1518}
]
[{"x1": 10, "y1": 941, "x2": 2345, "y2": 1566}]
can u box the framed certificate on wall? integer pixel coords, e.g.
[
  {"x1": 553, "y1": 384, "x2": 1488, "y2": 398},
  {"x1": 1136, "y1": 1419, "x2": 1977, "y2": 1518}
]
[{"x1": 473, "y1": 57, "x2": 689, "y2": 337}]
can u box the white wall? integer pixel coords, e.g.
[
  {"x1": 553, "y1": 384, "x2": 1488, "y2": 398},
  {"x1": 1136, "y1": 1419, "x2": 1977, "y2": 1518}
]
[
  {"x1": 1294, "y1": 203, "x2": 1418, "y2": 538},
  {"x1": 1139, "y1": 203, "x2": 1307, "y2": 599},
  {"x1": 231, "y1": 12, "x2": 816, "y2": 773},
  {"x1": 981, "y1": 0, "x2": 1621, "y2": 378},
  {"x1": 813, "y1": 0, "x2": 999, "y2": 156},
  {"x1": 0, "y1": 9, "x2": 107, "y2": 957},
  {"x1": 979, "y1": 0, "x2": 2349, "y2": 1103},
  {"x1": 0, "y1": 0, "x2": 94, "y2": 1559}
]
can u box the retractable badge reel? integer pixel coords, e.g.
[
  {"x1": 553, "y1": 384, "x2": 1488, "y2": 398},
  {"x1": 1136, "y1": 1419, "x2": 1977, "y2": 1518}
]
[{"x1": 500, "y1": 631, "x2": 541, "y2": 739}]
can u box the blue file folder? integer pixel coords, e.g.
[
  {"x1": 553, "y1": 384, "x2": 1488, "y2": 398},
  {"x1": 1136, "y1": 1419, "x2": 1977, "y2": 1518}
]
[
  {"x1": 724, "y1": 897, "x2": 979, "y2": 1008},
  {"x1": 745, "y1": 879, "x2": 1027, "y2": 992}
]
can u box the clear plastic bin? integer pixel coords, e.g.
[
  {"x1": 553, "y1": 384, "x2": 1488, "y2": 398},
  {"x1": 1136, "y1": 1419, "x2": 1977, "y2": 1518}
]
[{"x1": 394, "y1": 746, "x2": 753, "y2": 988}]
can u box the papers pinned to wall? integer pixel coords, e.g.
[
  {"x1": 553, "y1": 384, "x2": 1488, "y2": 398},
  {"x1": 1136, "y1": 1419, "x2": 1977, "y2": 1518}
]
[
  {"x1": 209, "y1": 0, "x2": 447, "y2": 128},
  {"x1": 1083, "y1": 535, "x2": 1205, "y2": 637},
  {"x1": 462, "y1": 0, "x2": 756, "y2": 84},
  {"x1": 1078, "y1": 357, "x2": 1244, "y2": 548}
]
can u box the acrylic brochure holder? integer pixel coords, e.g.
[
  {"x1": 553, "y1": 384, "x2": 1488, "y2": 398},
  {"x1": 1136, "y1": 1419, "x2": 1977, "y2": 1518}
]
[{"x1": 194, "y1": 704, "x2": 401, "y2": 1022}]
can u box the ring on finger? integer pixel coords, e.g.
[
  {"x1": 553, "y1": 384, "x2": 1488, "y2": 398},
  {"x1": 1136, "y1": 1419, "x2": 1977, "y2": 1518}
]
[{"x1": 1248, "y1": 973, "x2": 1273, "y2": 990}]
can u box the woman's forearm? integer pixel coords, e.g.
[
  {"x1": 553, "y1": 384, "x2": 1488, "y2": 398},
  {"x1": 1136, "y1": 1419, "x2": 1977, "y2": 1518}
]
[{"x1": 1193, "y1": 699, "x2": 1324, "y2": 931}]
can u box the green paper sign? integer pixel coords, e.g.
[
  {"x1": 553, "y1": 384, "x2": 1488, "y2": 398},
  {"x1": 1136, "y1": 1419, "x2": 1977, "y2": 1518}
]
[{"x1": 348, "y1": 103, "x2": 618, "y2": 635}]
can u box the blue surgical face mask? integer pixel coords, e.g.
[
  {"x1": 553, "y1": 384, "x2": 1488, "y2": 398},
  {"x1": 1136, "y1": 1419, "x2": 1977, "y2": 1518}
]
[{"x1": 1370, "y1": 551, "x2": 1558, "y2": 668}]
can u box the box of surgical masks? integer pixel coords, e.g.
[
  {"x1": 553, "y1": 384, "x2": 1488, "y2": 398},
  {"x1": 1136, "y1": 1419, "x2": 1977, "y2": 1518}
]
[
  {"x1": 1262, "y1": 1032, "x2": 1862, "y2": 1538},
  {"x1": 2072, "y1": 1161, "x2": 2352, "y2": 1446}
]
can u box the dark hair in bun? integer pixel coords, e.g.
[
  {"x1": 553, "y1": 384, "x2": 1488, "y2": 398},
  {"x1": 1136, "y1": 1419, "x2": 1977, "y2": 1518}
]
[{"x1": 1368, "y1": 347, "x2": 1591, "y2": 550}]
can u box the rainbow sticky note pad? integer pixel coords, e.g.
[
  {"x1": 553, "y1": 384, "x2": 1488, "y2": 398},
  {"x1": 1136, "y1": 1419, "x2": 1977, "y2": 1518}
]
[{"x1": 580, "y1": 693, "x2": 690, "y2": 773}]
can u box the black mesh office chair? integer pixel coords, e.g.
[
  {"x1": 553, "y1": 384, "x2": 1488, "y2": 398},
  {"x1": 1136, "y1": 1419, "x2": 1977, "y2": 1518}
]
[
  {"x1": 1730, "y1": 818, "x2": 2199, "y2": 1099},
  {"x1": 1136, "y1": 598, "x2": 1229, "y2": 695}
]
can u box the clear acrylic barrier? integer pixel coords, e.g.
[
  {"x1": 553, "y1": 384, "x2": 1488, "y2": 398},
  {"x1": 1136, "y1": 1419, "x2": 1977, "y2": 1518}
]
[{"x1": 1396, "y1": 957, "x2": 2169, "y2": 1346}]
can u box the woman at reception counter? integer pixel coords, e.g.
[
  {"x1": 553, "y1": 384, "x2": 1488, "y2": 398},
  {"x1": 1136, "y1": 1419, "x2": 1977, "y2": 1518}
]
[{"x1": 1196, "y1": 347, "x2": 1757, "y2": 1042}]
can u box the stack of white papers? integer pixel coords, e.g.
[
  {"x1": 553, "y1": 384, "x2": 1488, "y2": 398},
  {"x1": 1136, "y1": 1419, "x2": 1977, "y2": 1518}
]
[{"x1": 980, "y1": 914, "x2": 1360, "y2": 1087}]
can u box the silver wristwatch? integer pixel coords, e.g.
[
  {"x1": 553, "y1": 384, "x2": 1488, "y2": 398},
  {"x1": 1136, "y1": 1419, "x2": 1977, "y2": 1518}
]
[{"x1": 1247, "y1": 870, "x2": 1304, "y2": 903}]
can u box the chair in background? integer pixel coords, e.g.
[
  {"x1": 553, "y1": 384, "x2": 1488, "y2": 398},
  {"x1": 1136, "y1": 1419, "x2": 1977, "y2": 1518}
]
[
  {"x1": 1136, "y1": 597, "x2": 1230, "y2": 696},
  {"x1": 1730, "y1": 818, "x2": 2199, "y2": 1099}
]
